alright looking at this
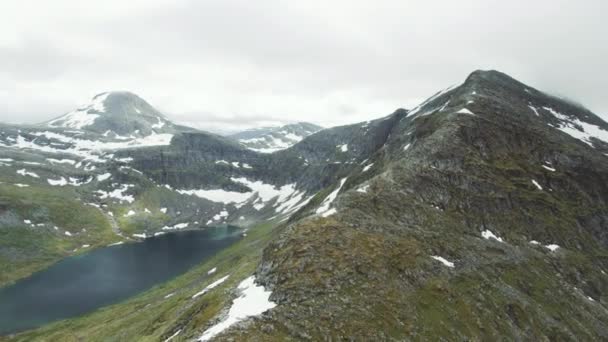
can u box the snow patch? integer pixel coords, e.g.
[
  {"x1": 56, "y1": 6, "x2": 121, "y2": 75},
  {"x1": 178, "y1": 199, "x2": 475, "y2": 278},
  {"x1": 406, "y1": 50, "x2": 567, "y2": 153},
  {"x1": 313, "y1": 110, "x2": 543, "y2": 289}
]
[
  {"x1": 407, "y1": 84, "x2": 460, "y2": 117},
  {"x1": 151, "y1": 117, "x2": 166, "y2": 129},
  {"x1": 362, "y1": 163, "x2": 374, "y2": 172},
  {"x1": 47, "y1": 177, "x2": 68, "y2": 186},
  {"x1": 17, "y1": 169, "x2": 39, "y2": 178},
  {"x1": 96, "y1": 184, "x2": 135, "y2": 203},
  {"x1": 456, "y1": 108, "x2": 475, "y2": 115},
  {"x1": 431, "y1": 256, "x2": 455, "y2": 268},
  {"x1": 542, "y1": 165, "x2": 556, "y2": 172},
  {"x1": 192, "y1": 275, "x2": 230, "y2": 299},
  {"x1": 531, "y1": 179, "x2": 543, "y2": 190},
  {"x1": 198, "y1": 276, "x2": 276, "y2": 341},
  {"x1": 528, "y1": 105, "x2": 540, "y2": 116},
  {"x1": 164, "y1": 329, "x2": 181, "y2": 342},
  {"x1": 162, "y1": 222, "x2": 189, "y2": 230},
  {"x1": 481, "y1": 230, "x2": 504, "y2": 242},
  {"x1": 316, "y1": 178, "x2": 347, "y2": 217},
  {"x1": 48, "y1": 93, "x2": 109, "y2": 129},
  {"x1": 337, "y1": 144, "x2": 348, "y2": 152},
  {"x1": 543, "y1": 106, "x2": 608, "y2": 146},
  {"x1": 213, "y1": 210, "x2": 229, "y2": 221},
  {"x1": 47, "y1": 158, "x2": 77, "y2": 165},
  {"x1": 321, "y1": 208, "x2": 337, "y2": 217},
  {"x1": 357, "y1": 185, "x2": 369, "y2": 193}
]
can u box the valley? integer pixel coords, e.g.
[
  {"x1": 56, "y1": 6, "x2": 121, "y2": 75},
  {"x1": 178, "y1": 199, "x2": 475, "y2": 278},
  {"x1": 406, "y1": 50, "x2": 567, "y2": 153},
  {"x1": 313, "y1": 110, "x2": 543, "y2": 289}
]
[{"x1": 1, "y1": 70, "x2": 608, "y2": 340}]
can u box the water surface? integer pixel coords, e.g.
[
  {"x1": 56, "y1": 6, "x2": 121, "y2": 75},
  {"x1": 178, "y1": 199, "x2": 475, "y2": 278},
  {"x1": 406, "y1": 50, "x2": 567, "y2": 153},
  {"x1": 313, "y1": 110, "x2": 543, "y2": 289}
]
[{"x1": 0, "y1": 227, "x2": 242, "y2": 334}]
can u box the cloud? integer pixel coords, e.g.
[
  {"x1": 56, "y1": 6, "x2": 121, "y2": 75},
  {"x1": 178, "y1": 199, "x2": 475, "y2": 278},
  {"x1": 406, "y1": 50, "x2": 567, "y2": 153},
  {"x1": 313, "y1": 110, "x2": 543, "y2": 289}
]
[{"x1": 0, "y1": 0, "x2": 606, "y2": 130}]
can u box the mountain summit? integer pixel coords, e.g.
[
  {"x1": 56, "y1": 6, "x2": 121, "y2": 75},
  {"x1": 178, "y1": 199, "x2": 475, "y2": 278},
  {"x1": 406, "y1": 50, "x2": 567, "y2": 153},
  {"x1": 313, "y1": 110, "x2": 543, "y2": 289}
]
[{"x1": 46, "y1": 91, "x2": 177, "y2": 137}]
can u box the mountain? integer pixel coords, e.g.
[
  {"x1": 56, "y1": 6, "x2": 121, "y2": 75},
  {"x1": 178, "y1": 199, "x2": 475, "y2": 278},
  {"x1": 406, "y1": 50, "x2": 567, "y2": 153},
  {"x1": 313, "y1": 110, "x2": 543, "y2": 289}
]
[
  {"x1": 228, "y1": 122, "x2": 322, "y2": 153},
  {"x1": 246, "y1": 70, "x2": 608, "y2": 340},
  {"x1": 45, "y1": 91, "x2": 193, "y2": 137},
  {"x1": 3, "y1": 70, "x2": 608, "y2": 340},
  {"x1": 0, "y1": 93, "x2": 321, "y2": 289}
]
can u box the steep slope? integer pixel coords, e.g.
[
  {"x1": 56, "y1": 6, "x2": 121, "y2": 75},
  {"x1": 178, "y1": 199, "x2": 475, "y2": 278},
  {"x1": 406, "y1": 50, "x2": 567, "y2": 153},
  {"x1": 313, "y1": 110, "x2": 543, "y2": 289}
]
[
  {"x1": 224, "y1": 70, "x2": 608, "y2": 340},
  {"x1": 229, "y1": 122, "x2": 322, "y2": 153}
]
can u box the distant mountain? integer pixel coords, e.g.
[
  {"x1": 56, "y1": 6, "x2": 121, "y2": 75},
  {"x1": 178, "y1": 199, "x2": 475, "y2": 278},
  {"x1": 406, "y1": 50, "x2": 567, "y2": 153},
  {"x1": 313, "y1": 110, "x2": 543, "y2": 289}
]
[
  {"x1": 44, "y1": 91, "x2": 194, "y2": 137},
  {"x1": 228, "y1": 122, "x2": 322, "y2": 153}
]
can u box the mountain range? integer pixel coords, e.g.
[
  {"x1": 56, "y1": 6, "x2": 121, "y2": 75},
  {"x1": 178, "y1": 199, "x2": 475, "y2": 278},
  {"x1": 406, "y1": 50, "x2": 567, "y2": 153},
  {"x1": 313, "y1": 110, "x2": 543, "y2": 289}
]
[{"x1": 1, "y1": 70, "x2": 607, "y2": 340}]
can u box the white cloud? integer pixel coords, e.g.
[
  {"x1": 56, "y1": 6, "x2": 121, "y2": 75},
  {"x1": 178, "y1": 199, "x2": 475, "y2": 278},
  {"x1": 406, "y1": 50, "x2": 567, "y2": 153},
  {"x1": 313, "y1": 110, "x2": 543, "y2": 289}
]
[{"x1": 0, "y1": 0, "x2": 606, "y2": 130}]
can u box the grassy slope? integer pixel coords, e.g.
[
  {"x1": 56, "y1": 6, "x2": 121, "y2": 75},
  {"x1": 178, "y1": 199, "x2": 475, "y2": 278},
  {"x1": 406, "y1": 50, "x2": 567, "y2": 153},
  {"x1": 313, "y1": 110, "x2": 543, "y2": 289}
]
[
  {"x1": 0, "y1": 183, "x2": 118, "y2": 287},
  {"x1": 5, "y1": 220, "x2": 278, "y2": 342},
  {"x1": 0, "y1": 166, "x2": 215, "y2": 286}
]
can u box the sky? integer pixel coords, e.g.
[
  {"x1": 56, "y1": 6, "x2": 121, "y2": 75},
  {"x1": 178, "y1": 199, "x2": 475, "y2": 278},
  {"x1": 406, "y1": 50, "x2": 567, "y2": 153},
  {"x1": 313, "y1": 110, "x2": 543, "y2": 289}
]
[{"x1": 0, "y1": 0, "x2": 606, "y2": 133}]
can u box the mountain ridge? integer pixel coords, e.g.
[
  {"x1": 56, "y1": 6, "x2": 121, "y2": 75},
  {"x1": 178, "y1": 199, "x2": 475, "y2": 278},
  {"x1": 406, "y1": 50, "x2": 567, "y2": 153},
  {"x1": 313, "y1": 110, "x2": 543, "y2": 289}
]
[{"x1": 1, "y1": 69, "x2": 608, "y2": 340}]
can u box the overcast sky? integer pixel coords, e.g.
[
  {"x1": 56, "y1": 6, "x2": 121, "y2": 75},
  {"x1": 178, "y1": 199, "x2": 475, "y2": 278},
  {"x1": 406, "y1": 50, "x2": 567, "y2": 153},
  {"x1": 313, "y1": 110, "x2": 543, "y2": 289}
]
[{"x1": 1, "y1": 0, "x2": 606, "y2": 133}]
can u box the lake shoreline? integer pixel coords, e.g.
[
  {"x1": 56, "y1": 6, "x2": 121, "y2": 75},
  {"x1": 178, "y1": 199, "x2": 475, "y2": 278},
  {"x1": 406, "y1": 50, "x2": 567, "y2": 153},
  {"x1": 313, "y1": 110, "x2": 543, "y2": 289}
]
[{"x1": 0, "y1": 226, "x2": 244, "y2": 335}]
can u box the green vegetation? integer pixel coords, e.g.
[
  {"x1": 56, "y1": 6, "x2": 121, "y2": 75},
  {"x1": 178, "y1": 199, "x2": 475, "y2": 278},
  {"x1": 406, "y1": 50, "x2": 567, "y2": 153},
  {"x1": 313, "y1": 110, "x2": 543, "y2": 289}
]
[{"x1": 0, "y1": 183, "x2": 117, "y2": 287}]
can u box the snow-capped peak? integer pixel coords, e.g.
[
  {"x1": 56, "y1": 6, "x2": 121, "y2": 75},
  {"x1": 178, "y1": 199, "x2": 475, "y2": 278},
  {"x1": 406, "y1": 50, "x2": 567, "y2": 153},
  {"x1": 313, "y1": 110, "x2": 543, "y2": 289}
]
[
  {"x1": 45, "y1": 91, "x2": 176, "y2": 136},
  {"x1": 48, "y1": 93, "x2": 110, "y2": 129}
]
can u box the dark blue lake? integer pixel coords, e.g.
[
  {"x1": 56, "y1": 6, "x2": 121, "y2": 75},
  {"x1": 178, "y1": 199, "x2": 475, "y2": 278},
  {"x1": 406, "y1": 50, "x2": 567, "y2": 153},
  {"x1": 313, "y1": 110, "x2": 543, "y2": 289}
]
[{"x1": 0, "y1": 227, "x2": 242, "y2": 335}]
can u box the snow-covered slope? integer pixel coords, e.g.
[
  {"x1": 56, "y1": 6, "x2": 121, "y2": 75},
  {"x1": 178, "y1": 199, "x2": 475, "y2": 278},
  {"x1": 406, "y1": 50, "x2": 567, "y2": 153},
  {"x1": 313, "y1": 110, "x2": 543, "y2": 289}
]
[
  {"x1": 229, "y1": 122, "x2": 322, "y2": 153},
  {"x1": 45, "y1": 91, "x2": 190, "y2": 137}
]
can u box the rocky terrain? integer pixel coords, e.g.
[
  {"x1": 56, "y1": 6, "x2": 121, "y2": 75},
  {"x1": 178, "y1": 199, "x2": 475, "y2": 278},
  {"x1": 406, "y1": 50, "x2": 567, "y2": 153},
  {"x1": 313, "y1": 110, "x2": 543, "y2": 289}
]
[{"x1": 2, "y1": 70, "x2": 608, "y2": 341}]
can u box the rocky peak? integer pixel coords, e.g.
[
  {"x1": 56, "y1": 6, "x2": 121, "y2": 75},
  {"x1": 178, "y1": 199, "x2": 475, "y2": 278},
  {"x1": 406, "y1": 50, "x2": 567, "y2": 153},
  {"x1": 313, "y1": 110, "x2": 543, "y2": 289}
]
[{"x1": 46, "y1": 91, "x2": 174, "y2": 137}]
